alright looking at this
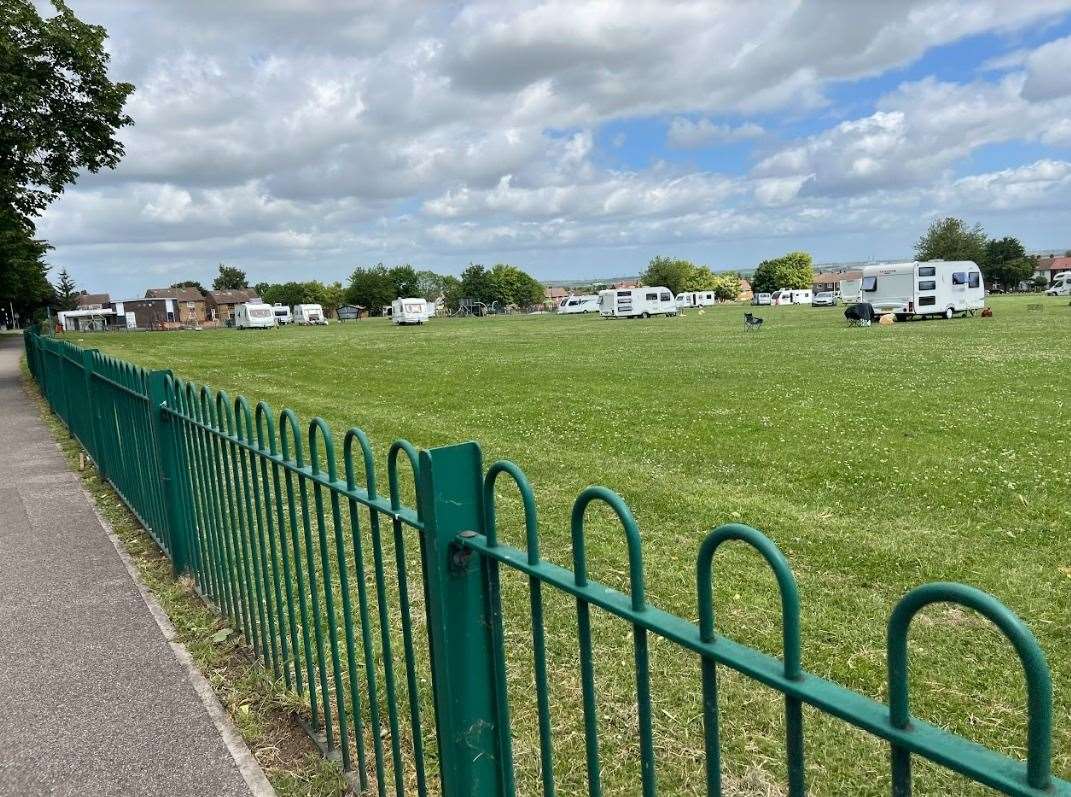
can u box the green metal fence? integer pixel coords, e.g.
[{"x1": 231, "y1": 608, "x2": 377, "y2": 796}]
[{"x1": 23, "y1": 329, "x2": 1068, "y2": 797}]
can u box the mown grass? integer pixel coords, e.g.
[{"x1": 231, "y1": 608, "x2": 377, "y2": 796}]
[{"x1": 72, "y1": 294, "x2": 1070, "y2": 795}]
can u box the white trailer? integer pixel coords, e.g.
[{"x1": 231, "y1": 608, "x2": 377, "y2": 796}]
[
  {"x1": 861, "y1": 261, "x2": 984, "y2": 319},
  {"x1": 392, "y1": 297, "x2": 428, "y2": 325},
  {"x1": 272, "y1": 304, "x2": 293, "y2": 324},
  {"x1": 235, "y1": 302, "x2": 277, "y2": 329},
  {"x1": 598, "y1": 287, "x2": 678, "y2": 319},
  {"x1": 557, "y1": 294, "x2": 600, "y2": 314},
  {"x1": 293, "y1": 303, "x2": 327, "y2": 325},
  {"x1": 771, "y1": 288, "x2": 812, "y2": 305},
  {"x1": 675, "y1": 290, "x2": 718, "y2": 309}
]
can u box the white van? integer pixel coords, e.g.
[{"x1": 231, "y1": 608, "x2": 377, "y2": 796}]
[
  {"x1": 771, "y1": 289, "x2": 812, "y2": 305},
  {"x1": 557, "y1": 294, "x2": 600, "y2": 314},
  {"x1": 294, "y1": 304, "x2": 327, "y2": 325},
  {"x1": 272, "y1": 304, "x2": 293, "y2": 325},
  {"x1": 1045, "y1": 272, "x2": 1071, "y2": 296},
  {"x1": 392, "y1": 297, "x2": 428, "y2": 325},
  {"x1": 861, "y1": 261, "x2": 984, "y2": 319},
  {"x1": 675, "y1": 290, "x2": 718, "y2": 309},
  {"x1": 599, "y1": 287, "x2": 678, "y2": 319},
  {"x1": 235, "y1": 302, "x2": 277, "y2": 329}
]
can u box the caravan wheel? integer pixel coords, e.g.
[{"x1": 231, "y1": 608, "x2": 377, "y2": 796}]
[
  {"x1": 944, "y1": 307, "x2": 954, "y2": 320},
  {"x1": 641, "y1": 312, "x2": 650, "y2": 319}
]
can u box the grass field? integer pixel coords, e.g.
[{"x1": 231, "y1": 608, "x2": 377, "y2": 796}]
[{"x1": 75, "y1": 295, "x2": 1069, "y2": 794}]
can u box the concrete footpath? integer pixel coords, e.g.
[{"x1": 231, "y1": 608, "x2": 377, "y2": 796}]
[{"x1": 0, "y1": 335, "x2": 274, "y2": 796}]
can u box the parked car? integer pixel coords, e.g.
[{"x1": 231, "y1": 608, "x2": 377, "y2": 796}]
[
  {"x1": 752, "y1": 293, "x2": 772, "y2": 306},
  {"x1": 813, "y1": 291, "x2": 839, "y2": 306}
]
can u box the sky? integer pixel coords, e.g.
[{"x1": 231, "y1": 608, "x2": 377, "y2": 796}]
[{"x1": 35, "y1": 0, "x2": 1071, "y2": 296}]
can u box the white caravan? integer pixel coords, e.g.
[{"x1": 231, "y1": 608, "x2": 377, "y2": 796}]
[
  {"x1": 392, "y1": 297, "x2": 428, "y2": 325},
  {"x1": 840, "y1": 279, "x2": 862, "y2": 303},
  {"x1": 861, "y1": 261, "x2": 984, "y2": 319},
  {"x1": 272, "y1": 304, "x2": 293, "y2": 325},
  {"x1": 675, "y1": 290, "x2": 718, "y2": 309},
  {"x1": 1045, "y1": 271, "x2": 1071, "y2": 296},
  {"x1": 599, "y1": 287, "x2": 678, "y2": 318},
  {"x1": 557, "y1": 294, "x2": 600, "y2": 314},
  {"x1": 235, "y1": 302, "x2": 277, "y2": 329},
  {"x1": 771, "y1": 289, "x2": 812, "y2": 305},
  {"x1": 294, "y1": 303, "x2": 328, "y2": 325}
]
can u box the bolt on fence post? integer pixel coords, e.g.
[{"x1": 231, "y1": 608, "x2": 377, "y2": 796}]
[
  {"x1": 417, "y1": 441, "x2": 513, "y2": 797},
  {"x1": 147, "y1": 370, "x2": 191, "y2": 575}
]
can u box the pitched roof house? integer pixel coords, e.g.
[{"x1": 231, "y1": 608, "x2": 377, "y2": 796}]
[
  {"x1": 145, "y1": 287, "x2": 207, "y2": 325},
  {"x1": 204, "y1": 289, "x2": 260, "y2": 322},
  {"x1": 75, "y1": 293, "x2": 111, "y2": 310}
]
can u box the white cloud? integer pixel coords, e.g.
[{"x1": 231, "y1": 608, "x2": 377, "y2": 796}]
[{"x1": 667, "y1": 118, "x2": 765, "y2": 148}]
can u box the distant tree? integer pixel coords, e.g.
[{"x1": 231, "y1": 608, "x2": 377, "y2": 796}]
[
  {"x1": 1031, "y1": 273, "x2": 1049, "y2": 291},
  {"x1": 459, "y1": 264, "x2": 492, "y2": 302},
  {"x1": 711, "y1": 272, "x2": 742, "y2": 301},
  {"x1": 485, "y1": 263, "x2": 544, "y2": 307},
  {"x1": 684, "y1": 265, "x2": 718, "y2": 291},
  {"x1": 1065, "y1": 250, "x2": 1071, "y2": 258},
  {"x1": 751, "y1": 251, "x2": 814, "y2": 293},
  {"x1": 53, "y1": 267, "x2": 78, "y2": 310},
  {"x1": 259, "y1": 281, "x2": 304, "y2": 306},
  {"x1": 322, "y1": 281, "x2": 345, "y2": 316},
  {"x1": 639, "y1": 256, "x2": 696, "y2": 295},
  {"x1": 212, "y1": 263, "x2": 248, "y2": 290},
  {"x1": 441, "y1": 275, "x2": 463, "y2": 309},
  {"x1": 170, "y1": 280, "x2": 206, "y2": 295},
  {"x1": 253, "y1": 281, "x2": 271, "y2": 298},
  {"x1": 915, "y1": 217, "x2": 986, "y2": 264},
  {"x1": 0, "y1": 209, "x2": 53, "y2": 318},
  {"x1": 983, "y1": 236, "x2": 1031, "y2": 291},
  {"x1": 345, "y1": 265, "x2": 395, "y2": 313},
  {"x1": 386, "y1": 264, "x2": 420, "y2": 298},
  {"x1": 1, "y1": 0, "x2": 134, "y2": 223},
  {"x1": 302, "y1": 280, "x2": 329, "y2": 307},
  {"x1": 415, "y1": 270, "x2": 446, "y2": 302}
]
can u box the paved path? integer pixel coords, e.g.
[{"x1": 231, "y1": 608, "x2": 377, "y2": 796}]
[{"x1": 0, "y1": 335, "x2": 273, "y2": 796}]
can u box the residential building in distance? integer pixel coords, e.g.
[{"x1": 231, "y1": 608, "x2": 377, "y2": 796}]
[
  {"x1": 75, "y1": 292, "x2": 111, "y2": 310},
  {"x1": 145, "y1": 287, "x2": 206, "y2": 326},
  {"x1": 205, "y1": 288, "x2": 260, "y2": 323}
]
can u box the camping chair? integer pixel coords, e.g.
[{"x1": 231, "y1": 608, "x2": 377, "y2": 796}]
[
  {"x1": 744, "y1": 312, "x2": 763, "y2": 331},
  {"x1": 844, "y1": 302, "x2": 874, "y2": 327}
]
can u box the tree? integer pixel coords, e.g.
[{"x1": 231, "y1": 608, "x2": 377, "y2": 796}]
[
  {"x1": 486, "y1": 263, "x2": 544, "y2": 307},
  {"x1": 345, "y1": 265, "x2": 395, "y2": 313},
  {"x1": 441, "y1": 275, "x2": 463, "y2": 309},
  {"x1": 322, "y1": 281, "x2": 345, "y2": 317},
  {"x1": 639, "y1": 256, "x2": 696, "y2": 295},
  {"x1": 1, "y1": 1, "x2": 134, "y2": 223},
  {"x1": 915, "y1": 217, "x2": 986, "y2": 264},
  {"x1": 212, "y1": 263, "x2": 248, "y2": 290},
  {"x1": 53, "y1": 267, "x2": 78, "y2": 310},
  {"x1": 459, "y1": 264, "x2": 492, "y2": 302},
  {"x1": 388, "y1": 264, "x2": 420, "y2": 298},
  {"x1": 983, "y1": 236, "x2": 1031, "y2": 291},
  {"x1": 170, "y1": 280, "x2": 206, "y2": 295},
  {"x1": 415, "y1": 269, "x2": 447, "y2": 302},
  {"x1": 711, "y1": 272, "x2": 742, "y2": 301},
  {"x1": 683, "y1": 265, "x2": 717, "y2": 292},
  {"x1": 0, "y1": 208, "x2": 53, "y2": 319},
  {"x1": 751, "y1": 251, "x2": 814, "y2": 293}
]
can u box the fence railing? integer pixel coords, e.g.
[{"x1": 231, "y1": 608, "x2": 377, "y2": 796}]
[{"x1": 23, "y1": 329, "x2": 1068, "y2": 797}]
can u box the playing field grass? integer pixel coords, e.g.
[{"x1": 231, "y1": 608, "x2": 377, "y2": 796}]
[{"x1": 75, "y1": 295, "x2": 1069, "y2": 794}]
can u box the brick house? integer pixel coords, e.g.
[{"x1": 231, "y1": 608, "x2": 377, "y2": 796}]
[
  {"x1": 75, "y1": 292, "x2": 111, "y2": 310},
  {"x1": 111, "y1": 297, "x2": 177, "y2": 329},
  {"x1": 145, "y1": 287, "x2": 206, "y2": 325},
  {"x1": 205, "y1": 289, "x2": 260, "y2": 323},
  {"x1": 1034, "y1": 255, "x2": 1071, "y2": 284}
]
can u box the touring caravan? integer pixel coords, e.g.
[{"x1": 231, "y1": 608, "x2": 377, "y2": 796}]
[
  {"x1": 599, "y1": 287, "x2": 678, "y2": 319},
  {"x1": 840, "y1": 278, "x2": 862, "y2": 303},
  {"x1": 861, "y1": 261, "x2": 984, "y2": 319},
  {"x1": 294, "y1": 303, "x2": 328, "y2": 325},
  {"x1": 771, "y1": 289, "x2": 812, "y2": 305},
  {"x1": 557, "y1": 294, "x2": 600, "y2": 314},
  {"x1": 675, "y1": 290, "x2": 718, "y2": 309},
  {"x1": 392, "y1": 297, "x2": 428, "y2": 325},
  {"x1": 272, "y1": 304, "x2": 293, "y2": 325},
  {"x1": 235, "y1": 302, "x2": 277, "y2": 329}
]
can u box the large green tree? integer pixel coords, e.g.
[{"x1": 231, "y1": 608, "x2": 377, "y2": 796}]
[
  {"x1": 53, "y1": 267, "x2": 78, "y2": 310},
  {"x1": 0, "y1": 0, "x2": 132, "y2": 316},
  {"x1": 459, "y1": 264, "x2": 492, "y2": 302},
  {"x1": 212, "y1": 263, "x2": 248, "y2": 290},
  {"x1": 639, "y1": 256, "x2": 696, "y2": 295},
  {"x1": 388, "y1": 264, "x2": 420, "y2": 298},
  {"x1": 915, "y1": 217, "x2": 986, "y2": 264},
  {"x1": 345, "y1": 264, "x2": 395, "y2": 313},
  {"x1": 983, "y1": 236, "x2": 1032, "y2": 290},
  {"x1": 751, "y1": 251, "x2": 814, "y2": 293}
]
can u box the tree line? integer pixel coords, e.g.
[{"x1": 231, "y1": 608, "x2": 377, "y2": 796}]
[
  {"x1": 915, "y1": 217, "x2": 1049, "y2": 291},
  {"x1": 638, "y1": 256, "x2": 745, "y2": 298}
]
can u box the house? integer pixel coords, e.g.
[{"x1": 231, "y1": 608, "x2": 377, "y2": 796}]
[
  {"x1": 1034, "y1": 255, "x2": 1071, "y2": 284},
  {"x1": 812, "y1": 270, "x2": 862, "y2": 292},
  {"x1": 111, "y1": 297, "x2": 178, "y2": 329},
  {"x1": 205, "y1": 289, "x2": 260, "y2": 323},
  {"x1": 544, "y1": 286, "x2": 568, "y2": 304},
  {"x1": 145, "y1": 287, "x2": 206, "y2": 326},
  {"x1": 75, "y1": 292, "x2": 110, "y2": 310},
  {"x1": 737, "y1": 279, "x2": 753, "y2": 302}
]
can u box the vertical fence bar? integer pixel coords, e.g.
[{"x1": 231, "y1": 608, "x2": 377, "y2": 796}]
[
  {"x1": 147, "y1": 370, "x2": 190, "y2": 573},
  {"x1": 417, "y1": 441, "x2": 512, "y2": 797}
]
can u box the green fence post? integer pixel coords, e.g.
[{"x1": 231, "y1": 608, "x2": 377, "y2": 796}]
[
  {"x1": 80, "y1": 348, "x2": 102, "y2": 470},
  {"x1": 147, "y1": 370, "x2": 191, "y2": 575},
  {"x1": 417, "y1": 441, "x2": 512, "y2": 797}
]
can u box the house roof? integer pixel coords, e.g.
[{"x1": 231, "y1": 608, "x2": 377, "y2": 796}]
[
  {"x1": 76, "y1": 293, "x2": 110, "y2": 307},
  {"x1": 813, "y1": 270, "x2": 862, "y2": 283},
  {"x1": 612, "y1": 281, "x2": 638, "y2": 289},
  {"x1": 1037, "y1": 256, "x2": 1071, "y2": 272},
  {"x1": 544, "y1": 287, "x2": 568, "y2": 299},
  {"x1": 146, "y1": 287, "x2": 203, "y2": 301},
  {"x1": 205, "y1": 288, "x2": 259, "y2": 304}
]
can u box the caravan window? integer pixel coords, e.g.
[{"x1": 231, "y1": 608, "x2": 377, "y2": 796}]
[
  {"x1": 645, "y1": 292, "x2": 657, "y2": 301},
  {"x1": 952, "y1": 272, "x2": 967, "y2": 285},
  {"x1": 918, "y1": 266, "x2": 936, "y2": 277},
  {"x1": 660, "y1": 292, "x2": 672, "y2": 302},
  {"x1": 918, "y1": 280, "x2": 936, "y2": 291},
  {"x1": 617, "y1": 291, "x2": 632, "y2": 298},
  {"x1": 968, "y1": 272, "x2": 980, "y2": 288},
  {"x1": 862, "y1": 276, "x2": 877, "y2": 292},
  {"x1": 919, "y1": 296, "x2": 936, "y2": 307}
]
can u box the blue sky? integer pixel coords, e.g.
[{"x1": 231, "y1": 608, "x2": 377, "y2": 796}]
[{"x1": 36, "y1": 1, "x2": 1071, "y2": 295}]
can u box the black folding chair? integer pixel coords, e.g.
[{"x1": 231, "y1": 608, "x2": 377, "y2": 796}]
[{"x1": 744, "y1": 312, "x2": 763, "y2": 331}]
